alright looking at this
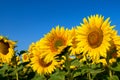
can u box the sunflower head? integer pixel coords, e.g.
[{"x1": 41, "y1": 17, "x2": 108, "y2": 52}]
[
  {"x1": 69, "y1": 27, "x2": 81, "y2": 55},
  {"x1": 22, "y1": 53, "x2": 30, "y2": 62},
  {"x1": 76, "y1": 14, "x2": 114, "y2": 61},
  {"x1": 28, "y1": 40, "x2": 58, "y2": 75},
  {"x1": 46, "y1": 26, "x2": 71, "y2": 52},
  {"x1": 31, "y1": 52, "x2": 58, "y2": 75},
  {"x1": 39, "y1": 26, "x2": 72, "y2": 60},
  {"x1": 107, "y1": 30, "x2": 120, "y2": 64},
  {"x1": 0, "y1": 36, "x2": 16, "y2": 63}
]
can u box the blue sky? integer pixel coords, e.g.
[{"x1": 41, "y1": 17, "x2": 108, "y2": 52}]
[{"x1": 0, "y1": 0, "x2": 120, "y2": 51}]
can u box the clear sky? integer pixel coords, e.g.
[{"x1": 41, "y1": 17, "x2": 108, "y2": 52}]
[{"x1": 0, "y1": 0, "x2": 120, "y2": 51}]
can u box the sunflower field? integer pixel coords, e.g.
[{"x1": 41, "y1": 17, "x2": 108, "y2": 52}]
[{"x1": 1, "y1": 14, "x2": 120, "y2": 80}]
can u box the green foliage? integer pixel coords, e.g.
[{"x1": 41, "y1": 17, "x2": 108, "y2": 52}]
[
  {"x1": 1, "y1": 51, "x2": 120, "y2": 80},
  {"x1": 109, "y1": 59, "x2": 120, "y2": 72},
  {"x1": 31, "y1": 74, "x2": 46, "y2": 80},
  {"x1": 49, "y1": 69, "x2": 66, "y2": 80}
]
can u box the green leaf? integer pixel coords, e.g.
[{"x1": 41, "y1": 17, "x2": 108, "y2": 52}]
[
  {"x1": 112, "y1": 75, "x2": 119, "y2": 80},
  {"x1": 71, "y1": 59, "x2": 82, "y2": 67},
  {"x1": 73, "y1": 69, "x2": 81, "y2": 78},
  {"x1": 31, "y1": 74, "x2": 46, "y2": 80},
  {"x1": 90, "y1": 69, "x2": 104, "y2": 79},
  {"x1": 90, "y1": 69, "x2": 104, "y2": 74},
  {"x1": 109, "y1": 63, "x2": 120, "y2": 71},
  {"x1": 18, "y1": 50, "x2": 27, "y2": 56},
  {"x1": 0, "y1": 64, "x2": 8, "y2": 75},
  {"x1": 49, "y1": 71, "x2": 66, "y2": 80},
  {"x1": 108, "y1": 75, "x2": 119, "y2": 80}
]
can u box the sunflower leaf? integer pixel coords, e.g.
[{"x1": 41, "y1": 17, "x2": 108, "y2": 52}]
[
  {"x1": 73, "y1": 69, "x2": 82, "y2": 78},
  {"x1": 109, "y1": 63, "x2": 120, "y2": 71},
  {"x1": 18, "y1": 50, "x2": 27, "y2": 56},
  {"x1": 31, "y1": 74, "x2": 46, "y2": 80},
  {"x1": 71, "y1": 59, "x2": 81, "y2": 67},
  {"x1": 0, "y1": 64, "x2": 8, "y2": 75},
  {"x1": 49, "y1": 71, "x2": 66, "y2": 80},
  {"x1": 112, "y1": 75, "x2": 119, "y2": 80}
]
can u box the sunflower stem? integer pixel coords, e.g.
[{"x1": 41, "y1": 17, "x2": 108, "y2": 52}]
[
  {"x1": 44, "y1": 74, "x2": 50, "y2": 80},
  {"x1": 14, "y1": 54, "x2": 19, "y2": 80},
  {"x1": 16, "y1": 70, "x2": 19, "y2": 80},
  {"x1": 107, "y1": 51, "x2": 113, "y2": 80},
  {"x1": 15, "y1": 62, "x2": 19, "y2": 80},
  {"x1": 109, "y1": 68, "x2": 113, "y2": 80},
  {"x1": 65, "y1": 51, "x2": 73, "y2": 80},
  {"x1": 87, "y1": 72, "x2": 90, "y2": 80},
  {"x1": 87, "y1": 62, "x2": 92, "y2": 80}
]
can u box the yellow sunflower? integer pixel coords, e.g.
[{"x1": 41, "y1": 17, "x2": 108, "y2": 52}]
[
  {"x1": 76, "y1": 14, "x2": 114, "y2": 61},
  {"x1": 39, "y1": 26, "x2": 72, "y2": 61},
  {"x1": 69, "y1": 27, "x2": 81, "y2": 55},
  {"x1": 31, "y1": 51, "x2": 58, "y2": 75},
  {"x1": 0, "y1": 36, "x2": 16, "y2": 63},
  {"x1": 108, "y1": 30, "x2": 120, "y2": 64},
  {"x1": 29, "y1": 41, "x2": 58, "y2": 74},
  {"x1": 22, "y1": 53, "x2": 29, "y2": 62}
]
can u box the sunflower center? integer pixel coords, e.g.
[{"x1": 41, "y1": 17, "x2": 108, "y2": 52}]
[
  {"x1": 54, "y1": 39, "x2": 63, "y2": 50},
  {"x1": 88, "y1": 30, "x2": 103, "y2": 48},
  {"x1": 0, "y1": 40, "x2": 9, "y2": 55},
  {"x1": 39, "y1": 58, "x2": 52, "y2": 67},
  {"x1": 23, "y1": 55, "x2": 27, "y2": 60}
]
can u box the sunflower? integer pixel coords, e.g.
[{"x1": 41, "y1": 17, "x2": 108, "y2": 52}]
[
  {"x1": 29, "y1": 40, "x2": 58, "y2": 74},
  {"x1": 22, "y1": 53, "x2": 29, "y2": 62},
  {"x1": 0, "y1": 36, "x2": 16, "y2": 63},
  {"x1": 69, "y1": 27, "x2": 81, "y2": 55},
  {"x1": 39, "y1": 26, "x2": 72, "y2": 61},
  {"x1": 31, "y1": 51, "x2": 58, "y2": 75},
  {"x1": 76, "y1": 14, "x2": 114, "y2": 61},
  {"x1": 107, "y1": 30, "x2": 120, "y2": 64}
]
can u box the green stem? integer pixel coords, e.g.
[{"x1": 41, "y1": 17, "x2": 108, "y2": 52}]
[
  {"x1": 16, "y1": 70, "x2": 19, "y2": 80},
  {"x1": 15, "y1": 65, "x2": 19, "y2": 80},
  {"x1": 109, "y1": 69, "x2": 112, "y2": 80},
  {"x1": 44, "y1": 74, "x2": 50, "y2": 80},
  {"x1": 15, "y1": 55, "x2": 19, "y2": 80},
  {"x1": 107, "y1": 52, "x2": 113, "y2": 80},
  {"x1": 65, "y1": 51, "x2": 73, "y2": 80},
  {"x1": 86, "y1": 58, "x2": 92, "y2": 80},
  {"x1": 87, "y1": 72, "x2": 91, "y2": 80}
]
